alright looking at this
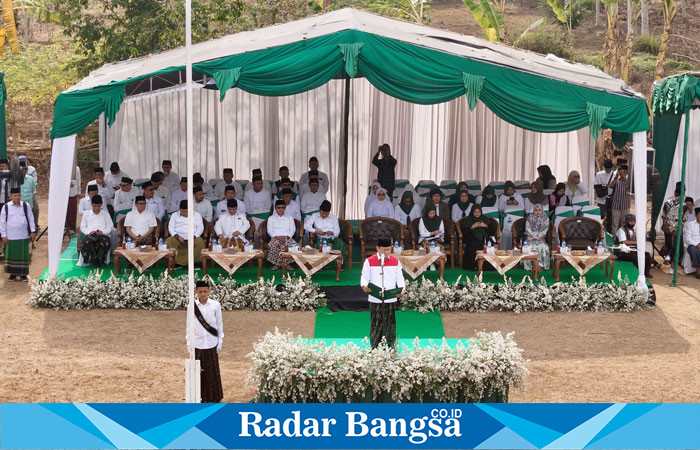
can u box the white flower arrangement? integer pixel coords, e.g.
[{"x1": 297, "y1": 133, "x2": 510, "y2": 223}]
[
  {"x1": 247, "y1": 329, "x2": 529, "y2": 403},
  {"x1": 29, "y1": 272, "x2": 325, "y2": 311},
  {"x1": 400, "y1": 274, "x2": 650, "y2": 313}
]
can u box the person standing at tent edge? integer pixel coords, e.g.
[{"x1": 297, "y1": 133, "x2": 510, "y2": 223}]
[
  {"x1": 373, "y1": 143, "x2": 397, "y2": 200},
  {"x1": 361, "y1": 238, "x2": 405, "y2": 348},
  {"x1": 0, "y1": 187, "x2": 36, "y2": 281},
  {"x1": 186, "y1": 280, "x2": 224, "y2": 403}
]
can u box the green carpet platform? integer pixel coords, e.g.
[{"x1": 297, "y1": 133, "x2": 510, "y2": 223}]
[{"x1": 40, "y1": 237, "x2": 640, "y2": 286}]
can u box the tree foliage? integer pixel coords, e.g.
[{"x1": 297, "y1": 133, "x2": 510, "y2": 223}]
[{"x1": 462, "y1": 0, "x2": 505, "y2": 42}]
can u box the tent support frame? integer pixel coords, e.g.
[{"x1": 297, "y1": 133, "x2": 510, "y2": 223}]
[
  {"x1": 341, "y1": 77, "x2": 351, "y2": 219},
  {"x1": 671, "y1": 113, "x2": 690, "y2": 286}
]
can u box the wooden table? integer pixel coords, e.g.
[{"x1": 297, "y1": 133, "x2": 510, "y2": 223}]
[
  {"x1": 281, "y1": 251, "x2": 342, "y2": 281},
  {"x1": 201, "y1": 249, "x2": 264, "y2": 278},
  {"x1": 554, "y1": 252, "x2": 616, "y2": 282},
  {"x1": 395, "y1": 252, "x2": 446, "y2": 279},
  {"x1": 113, "y1": 248, "x2": 176, "y2": 275},
  {"x1": 476, "y1": 250, "x2": 540, "y2": 281}
]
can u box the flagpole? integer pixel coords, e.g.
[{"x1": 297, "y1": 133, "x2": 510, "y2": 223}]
[{"x1": 184, "y1": 0, "x2": 200, "y2": 403}]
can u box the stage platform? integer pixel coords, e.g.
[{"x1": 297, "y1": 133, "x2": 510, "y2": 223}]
[{"x1": 40, "y1": 237, "x2": 640, "y2": 286}]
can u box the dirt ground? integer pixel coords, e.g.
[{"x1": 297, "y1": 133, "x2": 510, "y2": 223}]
[{"x1": 0, "y1": 196, "x2": 698, "y2": 403}]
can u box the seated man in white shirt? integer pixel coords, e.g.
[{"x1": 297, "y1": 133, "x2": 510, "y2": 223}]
[
  {"x1": 79, "y1": 195, "x2": 115, "y2": 267},
  {"x1": 299, "y1": 169, "x2": 328, "y2": 197},
  {"x1": 300, "y1": 177, "x2": 326, "y2": 219},
  {"x1": 244, "y1": 175, "x2": 273, "y2": 233},
  {"x1": 684, "y1": 208, "x2": 700, "y2": 278},
  {"x1": 86, "y1": 166, "x2": 115, "y2": 218},
  {"x1": 150, "y1": 172, "x2": 171, "y2": 206},
  {"x1": 266, "y1": 199, "x2": 297, "y2": 271},
  {"x1": 162, "y1": 160, "x2": 180, "y2": 194},
  {"x1": 139, "y1": 182, "x2": 165, "y2": 220},
  {"x1": 193, "y1": 172, "x2": 214, "y2": 200},
  {"x1": 79, "y1": 184, "x2": 103, "y2": 217},
  {"x1": 299, "y1": 157, "x2": 330, "y2": 193},
  {"x1": 214, "y1": 199, "x2": 250, "y2": 248},
  {"x1": 170, "y1": 177, "x2": 188, "y2": 212},
  {"x1": 105, "y1": 162, "x2": 129, "y2": 192},
  {"x1": 274, "y1": 178, "x2": 297, "y2": 201},
  {"x1": 124, "y1": 195, "x2": 158, "y2": 246},
  {"x1": 273, "y1": 166, "x2": 298, "y2": 194},
  {"x1": 304, "y1": 200, "x2": 344, "y2": 254},
  {"x1": 166, "y1": 200, "x2": 206, "y2": 266},
  {"x1": 193, "y1": 186, "x2": 213, "y2": 223},
  {"x1": 215, "y1": 185, "x2": 246, "y2": 218},
  {"x1": 113, "y1": 177, "x2": 140, "y2": 222},
  {"x1": 213, "y1": 168, "x2": 243, "y2": 201},
  {"x1": 280, "y1": 188, "x2": 301, "y2": 222}
]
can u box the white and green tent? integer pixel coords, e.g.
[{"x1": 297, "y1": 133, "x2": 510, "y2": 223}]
[{"x1": 47, "y1": 8, "x2": 650, "y2": 286}]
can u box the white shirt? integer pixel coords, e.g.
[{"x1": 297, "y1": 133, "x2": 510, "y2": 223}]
[
  {"x1": 79, "y1": 196, "x2": 103, "y2": 216},
  {"x1": 215, "y1": 199, "x2": 246, "y2": 218},
  {"x1": 170, "y1": 188, "x2": 188, "y2": 210},
  {"x1": 154, "y1": 184, "x2": 171, "y2": 206},
  {"x1": 104, "y1": 171, "x2": 129, "y2": 191},
  {"x1": 69, "y1": 166, "x2": 81, "y2": 197},
  {"x1": 86, "y1": 180, "x2": 115, "y2": 205},
  {"x1": 186, "y1": 299, "x2": 223, "y2": 350},
  {"x1": 113, "y1": 188, "x2": 140, "y2": 213},
  {"x1": 304, "y1": 212, "x2": 340, "y2": 238},
  {"x1": 168, "y1": 211, "x2": 204, "y2": 238},
  {"x1": 194, "y1": 199, "x2": 213, "y2": 222},
  {"x1": 267, "y1": 213, "x2": 296, "y2": 237},
  {"x1": 565, "y1": 182, "x2": 589, "y2": 199},
  {"x1": 244, "y1": 189, "x2": 272, "y2": 214},
  {"x1": 595, "y1": 170, "x2": 615, "y2": 204},
  {"x1": 299, "y1": 170, "x2": 330, "y2": 192},
  {"x1": 124, "y1": 209, "x2": 157, "y2": 236},
  {"x1": 394, "y1": 204, "x2": 421, "y2": 226},
  {"x1": 684, "y1": 220, "x2": 700, "y2": 247},
  {"x1": 450, "y1": 203, "x2": 472, "y2": 223},
  {"x1": 366, "y1": 200, "x2": 394, "y2": 219},
  {"x1": 616, "y1": 227, "x2": 636, "y2": 244},
  {"x1": 498, "y1": 193, "x2": 524, "y2": 213},
  {"x1": 0, "y1": 201, "x2": 36, "y2": 239},
  {"x1": 300, "y1": 190, "x2": 327, "y2": 214},
  {"x1": 213, "y1": 180, "x2": 243, "y2": 201},
  {"x1": 139, "y1": 196, "x2": 165, "y2": 220},
  {"x1": 360, "y1": 253, "x2": 405, "y2": 304},
  {"x1": 418, "y1": 218, "x2": 444, "y2": 243},
  {"x1": 163, "y1": 171, "x2": 180, "y2": 194},
  {"x1": 80, "y1": 209, "x2": 114, "y2": 235},
  {"x1": 195, "y1": 183, "x2": 215, "y2": 201},
  {"x1": 214, "y1": 212, "x2": 250, "y2": 239},
  {"x1": 283, "y1": 199, "x2": 302, "y2": 222}
]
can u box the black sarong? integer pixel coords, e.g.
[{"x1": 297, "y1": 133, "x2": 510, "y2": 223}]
[
  {"x1": 369, "y1": 302, "x2": 398, "y2": 349},
  {"x1": 195, "y1": 347, "x2": 223, "y2": 403},
  {"x1": 81, "y1": 234, "x2": 111, "y2": 267}
]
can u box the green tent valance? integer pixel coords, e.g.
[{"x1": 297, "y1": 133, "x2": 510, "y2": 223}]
[
  {"x1": 50, "y1": 29, "x2": 650, "y2": 139},
  {"x1": 651, "y1": 73, "x2": 700, "y2": 116},
  {"x1": 462, "y1": 72, "x2": 484, "y2": 111},
  {"x1": 213, "y1": 67, "x2": 242, "y2": 102}
]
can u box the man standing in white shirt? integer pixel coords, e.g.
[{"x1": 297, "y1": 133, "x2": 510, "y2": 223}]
[
  {"x1": 139, "y1": 182, "x2": 165, "y2": 220},
  {"x1": 299, "y1": 157, "x2": 330, "y2": 193},
  {"x1": 0, "y1": 188, "x2": 36, "y2": 281},
  {"x1": 124, "y1": 196, "x2": 158, "y2": 246},
  {"x1": 150, "y1": 172, "x2": 171, "y2": 206},
  {"x1": 300, "y1": 178, "x2": 326, "y2": 220},
  {"x1": 684, "y1": 208, "x2": 700, "y2": 278},
  {"x1": 360, "y1": 238, "x2": 405, "y2": 348},
  {"x1": 244, "y1": 175, "x2": 273, "y2": 233},
  {"x1": 280, "y1": 188, "x2": 301, "y2": 222},
  {"x1": 186, "y1": 280, "x2": 224, "y2": 403},
  {"x1": 105, "y1": 162, "x2": 129, "y2": 192},
  {"x1": 215, "y1": 186, "x2": 246, "y2": 218},
  {"x1": 193, "y1": 186, "x2": 213, "y2": 223},
  {"x1": 162, "y1": 160, "x2": 180, "y2": 194},
  {"x1": 113, "y1": 177, "x2": 140, "y2": 222},
  {"x1": 304, "y1": 200, "x2": 344, "y2": 254},
  {"x1": 214, "y1": 199, "x2": 250, "y2": 247},
  {"x1": 594, "y1": 159, "x2": 615, "y2": 223},
  {"x1": 79, "y1": 185, "x2": 102, "y2": 217},
  {"x1": 166, "y1": 200, "x2": 205, "y2": 265},
  {"x1": 213, "y1": 168, "x2": 243, "y2": 201},
  {"x1": 79, "y1": 195, "x2": 114, "y2": 267},
  {"x1": 86, "y1": 167, "x2": 115, "y2": 218},
  {"x1": 170, "y1": 177, "x2": 188, "y2": 212}
]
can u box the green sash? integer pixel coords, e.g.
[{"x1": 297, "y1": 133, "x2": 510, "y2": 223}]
[
  {"x1": 367, "y1": 283, "x2": 403, "y2": 302},
  {"x1": 553, "y1": 208, "x2": 575, "y2": 220},
  {"x1": 440, "y1": 182, "x2": 457, "y2": 191},
  {"x1": 115, "y1": 208, "x2": 132, "y2": 217},
  {"x1": 302, "y1": 210, "x2": 320, "y2": 222},
  {"x1": 249, "y1": 211, "x2": 271, "y2": 220},
  {"x1": 211, "y1": 199, "x2": 220, "y2": 207}
]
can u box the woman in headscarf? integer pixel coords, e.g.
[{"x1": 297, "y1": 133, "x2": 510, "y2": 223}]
[
  {"x1": 422, "y1": 187, "x2": 450, "y2": 219},
  {"x1": 524, "y1": 180, "x2": 547, "y2": 214},
  {"x1": 549, "y1": 182, "x2": 570, "y2": 217},
  {"x1": 537, "y1": 165, "x2": 557, "y2": 190},
  {"x1": 564, "y1": 170, "x2": 588, "y2": 199},
  {"x1": 419, "y1": 203, "x2": 444, "y2": 244},
  {"x1": 498, "y1": 180, "x2": 524, "y2": 213},
  {"x1": 394, "y1": 191, "x2": 421, "y2": 226},
  {"x1": 615, "y1": 214, "x2": 652, "y2": 278},
  {"x1": 460, "y1": 205, "x2": 497, "y2": 271},
  {"x1": 451, "y1": 190, "x2": 473, "y2": 223},
  {"x1": 366, "y1": 188, "x2": 395, "y2": 219},
  {"x1": 522, "y1": 204, "x2": 551, "y2": 271},
  {"x1": 448, "y1": 182, "x2": 470, "y2": 209},
  {"x1": 477, "y1": 185, "x2": 498, "y2": 208},
  {"x1": 364, "y1": 181, "x2": 383, "y2": 216}
]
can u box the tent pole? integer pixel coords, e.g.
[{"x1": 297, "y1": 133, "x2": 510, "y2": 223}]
[
  {"x1": 671, "y1": 113, "x2": 690, "y2": 287},
  {"x1": 341, "y1": 77, "x2": 351, "y2": 219}
]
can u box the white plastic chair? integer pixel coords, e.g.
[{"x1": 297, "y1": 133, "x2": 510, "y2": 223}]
[
  {"x1": 580, "y1": 205, "x2": 602, "y2": 222},
  {"x1": 208, "y1": 178, "x2": 224, "y2": 190},
  {"x1": 488, "y1": 181, "x2": 505, "y2": 196},
  {"x1": 553, "y1": 206, "x2": 575, "y2": 241},
  {"x1": 514, "y1": 180, "x2": 531, "y2": 189},
  {"x1": 439, "y1": 180, "x2": 458, "y2": 198},
  {"x1": 571, "y1": 195, "x2": 590, "y2": 214}
]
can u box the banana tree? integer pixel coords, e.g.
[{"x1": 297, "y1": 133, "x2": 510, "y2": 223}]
[
  {"x1": 621, "y1": 0, "x2": 640, "y2": 82},
  {"x1": 602, "y1": 0, "x2": 622, "y2": 76},
  {"x1": 547, "y1": 0, "x2": 576, "y2": 59},
  {"x1": 1, "y1": 0, "x2": 20, "y2": 56},
  {"x1": 655, "y1": 0, "x2": 678, "y2": 80},
  {"x1": 365, "y1": 0, "x2": 431, "y2": 24},
  {"x1": 462, "y1": 0, "x2": 505, "y2": 42}
]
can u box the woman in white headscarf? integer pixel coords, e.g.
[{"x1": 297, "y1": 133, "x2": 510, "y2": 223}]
[
  {"x1": 565, "y1": 170, "x2": 588, "y2": 199},
  {"x1": 364, "y1": 181, "x2": 383, "y2": 216},
  {"x1": 366, "y1": 188, "x2": 395, "y2": 219}
]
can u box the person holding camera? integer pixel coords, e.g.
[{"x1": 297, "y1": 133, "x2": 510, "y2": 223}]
[
  {"x1": 594, "y1": 159, "x2": 615, "y2": 224},
  {"x1": 608, "y1": 164, "x2": 630, "y2": 235},
  {"x1": 372, "y1": 143, "x2": 397, "y2": 200}
]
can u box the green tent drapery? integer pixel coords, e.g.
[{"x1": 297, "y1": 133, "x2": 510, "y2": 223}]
[
  {"x1": 50, "y1": 29, "x2": 649, "y2": 140},
  {"x1": 0, "y1": 73, "x2": 6, "y2": 158}
]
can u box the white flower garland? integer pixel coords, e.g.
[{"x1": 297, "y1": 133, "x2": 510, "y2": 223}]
[
  {"x1": 29, "y1": 272, "x2": 325, "y2": 311},
  {"x1": 247, "y1": 329, "x2": 529, "y2": 403},
  {"x1": 399, "y1": 275, "x2": 651, "y2": 313}
]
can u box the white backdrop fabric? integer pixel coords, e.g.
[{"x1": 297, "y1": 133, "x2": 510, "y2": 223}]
[
  {"x1": 48, "y1": 135, "x2": 77, "y2": 276},
  {"x1": 103, "y1": 78, "x2": 593, "y2": 220}
]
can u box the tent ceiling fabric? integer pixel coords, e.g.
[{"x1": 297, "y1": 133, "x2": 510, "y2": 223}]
[{"x1": 50, "y1": 8, "x2": 649, "y2": 140}]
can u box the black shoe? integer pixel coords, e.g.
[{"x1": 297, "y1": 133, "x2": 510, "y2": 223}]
[
  {"x1": 8, "y1": 275, "x2": 16, "y2": 282},
  {"x1": 20, "y1": 276, "x2": 28, "y2": 282}
]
